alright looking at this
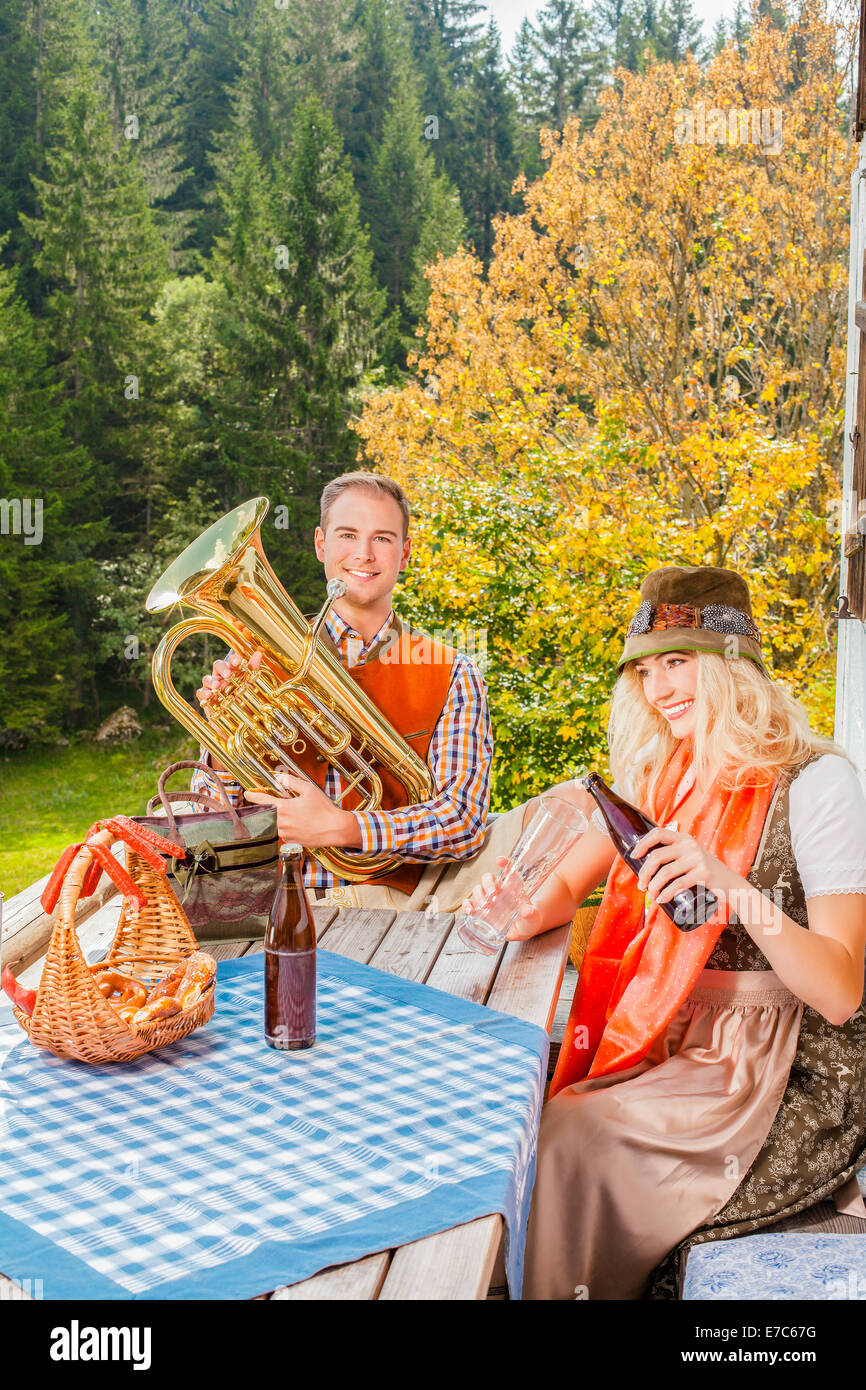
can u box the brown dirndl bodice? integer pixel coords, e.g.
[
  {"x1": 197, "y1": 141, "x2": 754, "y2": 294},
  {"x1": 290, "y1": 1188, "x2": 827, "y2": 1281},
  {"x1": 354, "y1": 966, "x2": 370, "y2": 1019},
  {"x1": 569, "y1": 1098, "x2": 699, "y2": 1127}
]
[{"x1": 649, "y1": 751, "x2": 866, "y2": 1298}]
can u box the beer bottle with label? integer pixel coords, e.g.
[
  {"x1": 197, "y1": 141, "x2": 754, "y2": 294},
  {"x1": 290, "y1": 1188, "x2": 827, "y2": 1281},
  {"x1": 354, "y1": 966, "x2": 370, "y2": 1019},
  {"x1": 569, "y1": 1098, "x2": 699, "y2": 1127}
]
[
  {"x1": 265, "y1": 843, "x2": 316, "y2": 1049},
  {"x1": 583, "y1": 773, "x2": 718, "y2": 931}
]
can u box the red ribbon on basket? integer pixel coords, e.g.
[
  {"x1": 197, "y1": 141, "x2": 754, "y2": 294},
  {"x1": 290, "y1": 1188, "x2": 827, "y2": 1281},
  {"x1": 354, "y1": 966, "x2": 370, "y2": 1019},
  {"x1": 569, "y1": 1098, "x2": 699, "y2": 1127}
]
[
  {"x1": 1, "y1": 821, "x2": 190, "y2": 1018},
  {"x1": 40, "y1": 817, "x2": 187, "y2": 915}
]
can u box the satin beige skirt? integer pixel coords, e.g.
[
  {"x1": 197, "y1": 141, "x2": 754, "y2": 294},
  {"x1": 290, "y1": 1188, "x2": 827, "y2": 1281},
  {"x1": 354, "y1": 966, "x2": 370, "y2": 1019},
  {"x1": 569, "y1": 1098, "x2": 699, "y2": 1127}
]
[{"x1": 523, "y1": 969, "x2": 803, "y2": 1300}]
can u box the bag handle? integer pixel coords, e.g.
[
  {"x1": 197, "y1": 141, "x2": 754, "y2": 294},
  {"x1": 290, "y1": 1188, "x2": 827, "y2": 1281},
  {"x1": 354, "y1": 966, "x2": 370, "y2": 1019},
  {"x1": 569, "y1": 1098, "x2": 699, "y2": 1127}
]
[
  {"x1": 154, "y1": 760, "x2": 250, "y2": 842},
  {"x1": 146, "y1": 791, "x2": 225, "y2": 816}
]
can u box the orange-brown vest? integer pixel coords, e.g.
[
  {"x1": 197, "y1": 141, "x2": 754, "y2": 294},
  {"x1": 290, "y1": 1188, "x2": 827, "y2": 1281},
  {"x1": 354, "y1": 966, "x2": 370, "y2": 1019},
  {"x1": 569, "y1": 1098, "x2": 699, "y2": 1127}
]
[{"x1": 292, "y1": 618, "x2": 455, "y2": 894}]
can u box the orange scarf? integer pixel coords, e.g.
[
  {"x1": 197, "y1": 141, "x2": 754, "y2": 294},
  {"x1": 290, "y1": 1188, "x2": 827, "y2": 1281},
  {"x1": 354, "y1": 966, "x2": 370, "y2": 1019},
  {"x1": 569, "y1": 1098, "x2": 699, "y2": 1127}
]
[{"x1": 549, "y1": 737, "x2": 775, "y2": 1096}]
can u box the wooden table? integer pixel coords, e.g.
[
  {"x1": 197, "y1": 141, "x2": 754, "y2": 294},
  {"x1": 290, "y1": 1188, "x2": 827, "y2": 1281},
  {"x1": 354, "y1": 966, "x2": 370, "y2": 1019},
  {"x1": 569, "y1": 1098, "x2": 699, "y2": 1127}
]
[{"x1": 0, "y1": 872, "x2": 572, "y2": 1301}]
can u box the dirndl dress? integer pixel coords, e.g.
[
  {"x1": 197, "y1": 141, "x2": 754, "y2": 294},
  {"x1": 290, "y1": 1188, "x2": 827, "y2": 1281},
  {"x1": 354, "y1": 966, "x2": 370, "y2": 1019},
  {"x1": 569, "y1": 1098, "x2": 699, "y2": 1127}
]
[{"x1": 523, "y1": 753, "x2": 866, "y2": 1300}]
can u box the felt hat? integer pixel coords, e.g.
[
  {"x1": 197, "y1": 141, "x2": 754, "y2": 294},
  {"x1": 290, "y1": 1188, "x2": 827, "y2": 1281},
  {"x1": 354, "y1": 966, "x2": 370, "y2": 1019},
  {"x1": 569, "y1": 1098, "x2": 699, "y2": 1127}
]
[{"x1": 617, "y1": 564, "x2": 766, "y2": 671}]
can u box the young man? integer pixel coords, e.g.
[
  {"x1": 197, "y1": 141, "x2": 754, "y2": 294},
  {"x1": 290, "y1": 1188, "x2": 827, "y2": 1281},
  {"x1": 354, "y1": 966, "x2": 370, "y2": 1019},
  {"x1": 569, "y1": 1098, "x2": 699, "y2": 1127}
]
[{"x1": 191, "y1": 471, "x2": 523, "y2": 911}]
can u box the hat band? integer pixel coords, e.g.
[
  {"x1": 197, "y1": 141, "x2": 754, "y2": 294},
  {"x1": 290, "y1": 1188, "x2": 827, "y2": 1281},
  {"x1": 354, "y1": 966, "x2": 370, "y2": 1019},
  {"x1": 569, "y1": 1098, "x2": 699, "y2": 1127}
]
[{"x1": 626, "y1": 601, "x2": 761, "y2": 644}]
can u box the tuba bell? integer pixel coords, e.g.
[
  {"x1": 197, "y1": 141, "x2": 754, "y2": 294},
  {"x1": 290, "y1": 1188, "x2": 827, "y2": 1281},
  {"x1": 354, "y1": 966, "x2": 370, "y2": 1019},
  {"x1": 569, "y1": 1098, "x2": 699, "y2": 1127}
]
[{"x1": 145, "y1": 497, "x2": 435, "y2": 882}]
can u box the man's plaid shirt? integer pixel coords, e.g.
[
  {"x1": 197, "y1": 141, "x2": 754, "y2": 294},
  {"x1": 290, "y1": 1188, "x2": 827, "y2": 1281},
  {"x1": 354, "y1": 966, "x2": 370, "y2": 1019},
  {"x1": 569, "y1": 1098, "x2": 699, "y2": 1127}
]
[{"x1": 189, "y1": 608, "x2": 493, "y2": 893}]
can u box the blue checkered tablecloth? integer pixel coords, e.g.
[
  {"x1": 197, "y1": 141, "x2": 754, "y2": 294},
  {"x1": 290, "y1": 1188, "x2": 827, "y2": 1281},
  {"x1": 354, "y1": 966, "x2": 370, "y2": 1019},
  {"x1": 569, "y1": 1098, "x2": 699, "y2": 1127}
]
[{"x1": 0, "y1": 951, "x2": 548, "y2": 1300}]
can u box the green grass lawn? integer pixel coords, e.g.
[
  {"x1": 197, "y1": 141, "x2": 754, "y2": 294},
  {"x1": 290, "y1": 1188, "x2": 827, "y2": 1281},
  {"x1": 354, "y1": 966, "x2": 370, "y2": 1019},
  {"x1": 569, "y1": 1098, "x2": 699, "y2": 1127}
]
[{"x1": 0, "y1": 729, "x2": 199, "y2": 901}]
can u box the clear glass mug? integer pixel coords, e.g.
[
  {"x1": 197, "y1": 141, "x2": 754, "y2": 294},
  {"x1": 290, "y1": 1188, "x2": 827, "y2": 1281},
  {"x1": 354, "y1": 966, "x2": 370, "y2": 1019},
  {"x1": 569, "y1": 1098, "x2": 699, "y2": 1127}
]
[{"x1": 456, "y1": 792, "x2": 589, "y2": 955}]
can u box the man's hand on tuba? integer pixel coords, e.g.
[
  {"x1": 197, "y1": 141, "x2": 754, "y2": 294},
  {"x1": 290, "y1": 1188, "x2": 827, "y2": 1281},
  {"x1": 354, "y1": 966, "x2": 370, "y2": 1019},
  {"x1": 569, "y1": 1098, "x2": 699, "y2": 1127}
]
[
  {"x1": 195, "y1": 650, "x2": 264, "y2": 707},
  {"x1": 246, "y1": 773, "x2": 363, "y2": 849},
  {"x1": 195, "y1": 652, "x2": 364, "y2": 848}
]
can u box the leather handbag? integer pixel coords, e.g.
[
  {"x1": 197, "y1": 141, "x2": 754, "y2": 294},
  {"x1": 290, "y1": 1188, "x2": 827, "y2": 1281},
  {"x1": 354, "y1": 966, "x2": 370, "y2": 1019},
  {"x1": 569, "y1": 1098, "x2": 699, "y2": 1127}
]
[{"x1": 131, "y1": 760, "x2": 279, "y2": 941}]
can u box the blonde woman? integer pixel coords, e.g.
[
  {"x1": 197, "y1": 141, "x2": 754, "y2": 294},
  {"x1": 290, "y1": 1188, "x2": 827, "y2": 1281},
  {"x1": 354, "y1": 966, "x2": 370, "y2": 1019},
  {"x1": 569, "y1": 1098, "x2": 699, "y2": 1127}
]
[{"x1": 462, "y1": 565, "x2": 866, "y2": 1300}]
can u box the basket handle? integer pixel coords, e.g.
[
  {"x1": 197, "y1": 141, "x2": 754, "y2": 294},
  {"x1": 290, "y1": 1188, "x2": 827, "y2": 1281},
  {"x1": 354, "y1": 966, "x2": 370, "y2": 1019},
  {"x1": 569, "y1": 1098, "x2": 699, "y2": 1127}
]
[
  {"x1": 40, "y1": 829, "x2": 137, "y2": 916},
  {"x1": 154, "y1": 760, "x2": 250, "y2": 842},
  {"x1": 40, "y1": 819, "x2": 187, "y2": 916}
]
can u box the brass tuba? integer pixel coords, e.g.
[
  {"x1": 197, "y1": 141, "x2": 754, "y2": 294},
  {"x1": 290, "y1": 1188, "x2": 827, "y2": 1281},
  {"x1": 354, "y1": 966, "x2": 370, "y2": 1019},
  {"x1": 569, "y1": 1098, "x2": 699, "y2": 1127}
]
[{"x1": 145, "y1": 497, "x2": 435, "y2": 882}]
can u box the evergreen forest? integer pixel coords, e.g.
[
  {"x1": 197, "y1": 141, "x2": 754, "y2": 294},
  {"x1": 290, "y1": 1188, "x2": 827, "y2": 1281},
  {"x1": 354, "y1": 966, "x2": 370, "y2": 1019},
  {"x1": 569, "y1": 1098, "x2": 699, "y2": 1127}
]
[{"x1": 0, "y1": 0, "x2": 830, "y2": 752}]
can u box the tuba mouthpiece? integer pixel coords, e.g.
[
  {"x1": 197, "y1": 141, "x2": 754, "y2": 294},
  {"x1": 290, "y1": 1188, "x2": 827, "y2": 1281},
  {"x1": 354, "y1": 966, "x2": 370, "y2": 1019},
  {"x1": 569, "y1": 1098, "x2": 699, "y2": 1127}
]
[{"x1": 327, "y1": 578, "x2": 348, "y2": 601}]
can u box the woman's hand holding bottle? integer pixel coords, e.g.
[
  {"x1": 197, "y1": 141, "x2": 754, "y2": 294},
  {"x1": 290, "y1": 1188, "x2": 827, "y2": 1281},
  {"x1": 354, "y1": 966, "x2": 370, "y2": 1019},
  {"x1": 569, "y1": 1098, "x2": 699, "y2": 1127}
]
[{"x1": 634, "y1": 825, "x2": 736, "y2": 911}]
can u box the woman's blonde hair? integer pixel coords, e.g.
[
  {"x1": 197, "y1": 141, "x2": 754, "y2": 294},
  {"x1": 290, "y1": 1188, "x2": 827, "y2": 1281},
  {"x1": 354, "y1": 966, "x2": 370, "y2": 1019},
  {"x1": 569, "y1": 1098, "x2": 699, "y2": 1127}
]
[{"x1": 608, "y1": 649, "x2": 852, "y2": 809}]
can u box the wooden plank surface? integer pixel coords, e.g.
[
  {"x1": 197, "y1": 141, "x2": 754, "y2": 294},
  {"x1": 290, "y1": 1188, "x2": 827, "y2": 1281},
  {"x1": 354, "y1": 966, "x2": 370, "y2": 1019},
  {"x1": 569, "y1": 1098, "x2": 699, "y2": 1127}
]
[
  {"x1": 243, "y1": 905, "x2": 337, "y2": 957},
  {"x1": 378, "y1": 1216, "x2": 503, "y2": 1301},
  {"x1": 424, "y1": 918, "x2": 505, "y2": 1003},
  {"x1": 207, "y1": 939, "x2": 256, "y2": 961},
  {"x1": 270, "y1": 1251, "x2": 390, "y2": 1301},
  {"x1": 308, "y1": 908, "x2": 395, "y2": 964},
  {"x1": 367, "y1": 909, "x2": 454, "y2": 983},
  {"x1": 485, "y1": 922, "x2": 571, "y2": 1032}
]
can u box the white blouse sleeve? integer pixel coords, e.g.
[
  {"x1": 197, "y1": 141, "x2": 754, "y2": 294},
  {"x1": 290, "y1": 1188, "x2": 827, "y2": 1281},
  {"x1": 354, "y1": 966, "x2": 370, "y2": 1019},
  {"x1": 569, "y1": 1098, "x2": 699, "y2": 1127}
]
[{"x1": 789, "y1": 755, "x2": 866, "y2": 898}]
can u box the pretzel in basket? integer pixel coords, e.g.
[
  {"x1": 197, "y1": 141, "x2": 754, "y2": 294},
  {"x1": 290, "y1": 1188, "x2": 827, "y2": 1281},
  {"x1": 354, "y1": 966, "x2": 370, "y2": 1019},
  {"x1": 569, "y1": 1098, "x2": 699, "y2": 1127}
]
[
  {"x1": 132, "y1": 951, "x2": 217, "y2": 1024},
  {"x1": 94, "y1": 969, "x2": 148, "y2": 1008},
  {"x1": 88, "y1": 951, "x2": 218, "y2": 1028}
]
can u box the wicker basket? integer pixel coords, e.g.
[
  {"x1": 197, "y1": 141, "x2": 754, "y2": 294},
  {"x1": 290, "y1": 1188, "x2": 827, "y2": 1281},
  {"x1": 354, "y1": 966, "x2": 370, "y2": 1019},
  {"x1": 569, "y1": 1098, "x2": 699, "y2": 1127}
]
[{"x1": 12, "y1": 827, "x2": 215, "y2": 1064}]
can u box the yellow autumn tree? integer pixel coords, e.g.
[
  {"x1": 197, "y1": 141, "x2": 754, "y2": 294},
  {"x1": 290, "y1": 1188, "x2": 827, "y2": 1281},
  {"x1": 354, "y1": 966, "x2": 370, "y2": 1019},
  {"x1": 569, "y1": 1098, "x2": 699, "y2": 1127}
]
[{"x1": 354, "y1": 0, "x2": 856, "y2": 806}]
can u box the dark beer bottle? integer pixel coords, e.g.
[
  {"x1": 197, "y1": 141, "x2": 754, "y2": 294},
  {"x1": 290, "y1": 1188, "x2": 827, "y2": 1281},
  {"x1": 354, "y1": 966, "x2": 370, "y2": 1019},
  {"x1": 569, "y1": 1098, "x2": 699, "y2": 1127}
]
[
  {"x1": 265, "y1": 843, "x2": 316, "y2": 1049},
  {"x1": 583, "y1": 773, "x2": 718, "y2": 932}
]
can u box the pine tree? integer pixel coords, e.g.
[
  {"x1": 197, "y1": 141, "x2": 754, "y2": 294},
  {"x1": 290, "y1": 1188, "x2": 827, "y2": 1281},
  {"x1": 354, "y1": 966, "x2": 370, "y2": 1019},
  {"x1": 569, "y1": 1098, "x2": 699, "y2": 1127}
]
[
  {"x1": 596, "y1": 0, "x2": 651, "y2": 72},
  {"x1": 0, "y1": 0, "x2": 38, "y2": 290},
  {"x1": 508, "y1": 19, "x2": 548, "y2": 181},
  {"x1": 182, "y1": 0, "x2": 258, "y2": 257},
  {"x1": 209, "y1": 0, "x2": 363, "y2": 254},
  {"x1": 731, "y1": 0, "x2": 752, "y2": 55},
  {"x1": 405, "y1": 0, "x2": 485, "y2": 197},
  {"x1": 223, "y1": 1, "x2": 299, "y2": 168},
  {"x1": 1, "y1": 0, "x2": 94, "y2": 309},
  {"x1": 272, "y1": 96, "x2": 386, "y2": 459},
  {"x1": 437, "y1": 0, "x2": 487, "y2": 84},
  {"x1": 276, "y1": 0, "x2": 360, "y2": 116},
  {"x1": 208, "y1": 99, "x2": 386, "y2": 604},
  {"x1": 0, "y1": 249, "x2": 100, "y2": 737},
  {"x1": 404, "y1": 170, "x2": 465, "y2": 327},
  {"x1": 20, "y1": 55, "x2": 168, "y2": 540},
  {"x1": 405, "y1": 10, "x2": 461, "y2": 180},
  {"x1": 406, "y1": 0, "x2": 486, "y2": 84},
  {"x1": 640, "y1": 0, "x2": 661, "y2": 59},
  {"x1": 530, "y1": 0, "x2": 605, "y2": 130},
  {"x1": 656, "y1": 0, "x2": 703, "y2": 63},
  {"x1": 510, "y1": 17, "x2": 540, "y2": 122},
  {"x1": 339, "y1": 0, "x2": 417, "y2": 244},
  {"x1": 456, "y1": 23, "x2": 520, "y2": 267},
  {"x1": 93, "y1": 0, "x2": 193, "y2": 269},
  {"x1": 369, "y1": 76, "x2": 442, "y2": 360},
  {"x1": 710, "y1": 16, "x2": 729, "y2": 55}
]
